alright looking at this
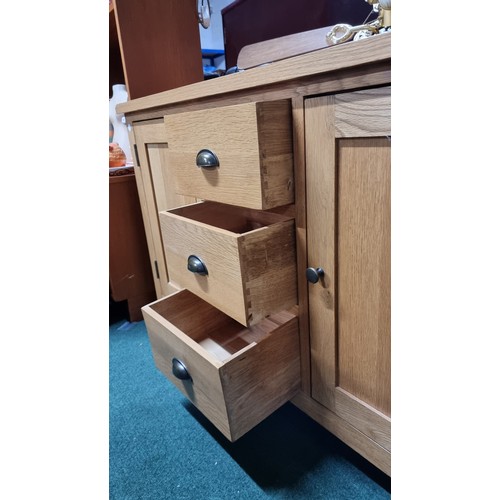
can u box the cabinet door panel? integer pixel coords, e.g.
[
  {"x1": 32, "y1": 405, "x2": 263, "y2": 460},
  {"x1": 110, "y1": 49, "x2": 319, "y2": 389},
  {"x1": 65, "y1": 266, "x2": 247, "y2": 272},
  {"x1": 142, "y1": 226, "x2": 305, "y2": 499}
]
[
  {"x1": 132, "y1": 120, "x2": 196, "y2": 298},
  {"x1": 305, "y1": 88, "x2": 391, "y2": 452},
  {"x1": 337, "y1": 137, "x2": 391, "y2": 415}
]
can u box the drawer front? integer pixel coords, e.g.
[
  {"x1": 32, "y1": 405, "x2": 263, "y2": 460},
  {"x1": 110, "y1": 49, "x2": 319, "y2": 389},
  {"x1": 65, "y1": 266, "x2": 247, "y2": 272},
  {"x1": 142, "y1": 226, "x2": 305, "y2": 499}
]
[
  {"x1": 164, "y1": 100, "x2": 294, "y2": 210},
  {"x1": 143, "y1": 293, "x2": 229, "y2": 434},
  {"x1": 142, "y1": 289, "x2": 300, "y2": 441},
  {"x1": 159, "y1": 201, "x2": 297, "y2": 326}
]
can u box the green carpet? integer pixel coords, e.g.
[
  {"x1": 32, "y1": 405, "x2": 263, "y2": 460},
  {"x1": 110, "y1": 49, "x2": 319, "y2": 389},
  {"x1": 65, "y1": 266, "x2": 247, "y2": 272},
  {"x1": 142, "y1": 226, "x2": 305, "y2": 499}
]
[{"x1": 109, "y1": 317, "x2": 391, "y2": 499}]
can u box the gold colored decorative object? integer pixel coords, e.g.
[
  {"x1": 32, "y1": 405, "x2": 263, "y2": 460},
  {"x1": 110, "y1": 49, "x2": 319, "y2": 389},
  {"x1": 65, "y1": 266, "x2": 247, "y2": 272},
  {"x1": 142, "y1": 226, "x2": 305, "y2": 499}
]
[{"x1": 326, "y1": 0, "x2": 391, "y2": 46}]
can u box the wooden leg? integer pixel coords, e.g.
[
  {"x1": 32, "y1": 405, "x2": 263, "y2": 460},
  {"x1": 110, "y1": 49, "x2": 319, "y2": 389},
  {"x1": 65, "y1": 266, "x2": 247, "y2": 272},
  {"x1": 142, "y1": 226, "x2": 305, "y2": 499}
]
[{"x1": 126, "y1": 292, "x2": 157, "y2": 322}]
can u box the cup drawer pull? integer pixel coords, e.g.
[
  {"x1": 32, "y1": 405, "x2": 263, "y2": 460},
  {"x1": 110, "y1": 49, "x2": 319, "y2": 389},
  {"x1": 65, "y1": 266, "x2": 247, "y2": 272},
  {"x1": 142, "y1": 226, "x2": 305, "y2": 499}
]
[
  {"x1": 196, "y1": 149, "x2": 219, "y2": 169},
  {"x1": 172, "y1": 358, "x2": 191, "y2": 380},
  {"x1": 187, "y1": 255, "x2": 208, "y2": 276}
]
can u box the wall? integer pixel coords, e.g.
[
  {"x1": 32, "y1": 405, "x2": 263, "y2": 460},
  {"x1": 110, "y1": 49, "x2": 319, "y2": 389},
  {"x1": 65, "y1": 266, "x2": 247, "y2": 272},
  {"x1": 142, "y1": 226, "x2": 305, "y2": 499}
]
[{"x1": 199, "y1": 0, "x2": 234, "y2": 70}]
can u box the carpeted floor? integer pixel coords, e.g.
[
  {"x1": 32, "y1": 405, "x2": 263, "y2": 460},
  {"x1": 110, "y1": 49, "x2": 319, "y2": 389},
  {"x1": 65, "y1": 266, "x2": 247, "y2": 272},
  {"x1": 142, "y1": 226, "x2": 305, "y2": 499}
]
[{"x1": 109, "y1": 306, "x2": 391, "y2": 499}]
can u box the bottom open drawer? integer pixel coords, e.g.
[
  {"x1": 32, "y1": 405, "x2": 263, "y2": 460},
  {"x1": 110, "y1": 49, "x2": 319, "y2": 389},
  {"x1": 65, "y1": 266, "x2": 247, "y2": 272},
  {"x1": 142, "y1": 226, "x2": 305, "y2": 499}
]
[{"x1": 142, "y1": 289, "x2": 300, "y2": 441}]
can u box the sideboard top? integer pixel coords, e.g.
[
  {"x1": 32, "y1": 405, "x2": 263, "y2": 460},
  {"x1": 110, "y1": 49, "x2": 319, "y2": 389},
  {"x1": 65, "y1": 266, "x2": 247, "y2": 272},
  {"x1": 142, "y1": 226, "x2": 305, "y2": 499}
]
[{"x1": 117, "y1": 32, "x2": 391, "y2": 116}]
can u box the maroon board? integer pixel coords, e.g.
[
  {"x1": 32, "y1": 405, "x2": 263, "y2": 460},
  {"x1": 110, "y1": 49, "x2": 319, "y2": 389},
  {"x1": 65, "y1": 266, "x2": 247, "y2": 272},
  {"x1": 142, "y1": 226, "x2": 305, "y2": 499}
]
[{"x1": 222, "y1": 0, "x2": 373, "y2": 69}]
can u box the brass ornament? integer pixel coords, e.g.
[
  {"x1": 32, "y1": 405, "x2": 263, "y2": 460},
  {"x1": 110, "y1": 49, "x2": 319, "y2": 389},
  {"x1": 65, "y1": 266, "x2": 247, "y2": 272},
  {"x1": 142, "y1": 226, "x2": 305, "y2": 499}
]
[{"x1": 326, "y1": 0, "x2": 391, "y2": 46}]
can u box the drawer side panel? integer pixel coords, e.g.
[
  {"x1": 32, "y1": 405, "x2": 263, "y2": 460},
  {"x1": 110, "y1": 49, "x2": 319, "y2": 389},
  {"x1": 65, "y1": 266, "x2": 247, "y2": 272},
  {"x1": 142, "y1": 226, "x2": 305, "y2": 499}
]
[
  {"x1": 257, "y1": 100, "x2": 295, "y2": 208},
  {"x1": 220, "y1": 312, "x2": 301, "y2": 441},
  {"x1": 240, "y1": 219, "x2": 298, "y2": 324}
]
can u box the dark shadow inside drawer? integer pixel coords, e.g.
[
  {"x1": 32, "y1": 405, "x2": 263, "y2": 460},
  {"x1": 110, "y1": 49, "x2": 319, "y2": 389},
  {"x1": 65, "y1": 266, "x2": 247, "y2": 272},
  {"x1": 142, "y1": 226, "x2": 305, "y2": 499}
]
[{"x1": 167, "y1": 200, "x2": 292, "y2": 235}]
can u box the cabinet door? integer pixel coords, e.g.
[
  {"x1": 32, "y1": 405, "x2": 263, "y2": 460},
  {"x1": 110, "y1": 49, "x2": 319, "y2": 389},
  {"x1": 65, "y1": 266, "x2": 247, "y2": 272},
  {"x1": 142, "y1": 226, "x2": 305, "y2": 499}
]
[
  {"x1": 132, "y1": 120, "x2": 197, "y2": 298},
  {"x1": 305, "y1": 87, "x2": 391, "y2": 452}
]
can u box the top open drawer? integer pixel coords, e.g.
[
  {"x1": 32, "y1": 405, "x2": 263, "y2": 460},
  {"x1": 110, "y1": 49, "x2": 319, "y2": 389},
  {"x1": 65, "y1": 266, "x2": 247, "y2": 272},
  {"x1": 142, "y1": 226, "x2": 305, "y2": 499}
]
[{"x1": 164, "y1": 100, "x2": 294, "y2": 210}]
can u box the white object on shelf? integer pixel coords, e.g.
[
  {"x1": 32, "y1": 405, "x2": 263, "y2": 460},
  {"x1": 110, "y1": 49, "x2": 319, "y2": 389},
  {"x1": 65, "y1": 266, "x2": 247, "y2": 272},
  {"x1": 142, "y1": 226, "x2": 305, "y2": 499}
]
[{"x1": 109, "y1": 84, "x2": 132, "y2": 165}]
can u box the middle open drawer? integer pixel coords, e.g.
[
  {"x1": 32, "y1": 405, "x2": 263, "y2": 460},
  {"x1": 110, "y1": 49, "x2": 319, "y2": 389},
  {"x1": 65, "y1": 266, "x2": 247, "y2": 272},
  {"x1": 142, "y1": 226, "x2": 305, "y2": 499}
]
[{"x1": 160, "y1": 201, "x2": 297, "y2": 326}]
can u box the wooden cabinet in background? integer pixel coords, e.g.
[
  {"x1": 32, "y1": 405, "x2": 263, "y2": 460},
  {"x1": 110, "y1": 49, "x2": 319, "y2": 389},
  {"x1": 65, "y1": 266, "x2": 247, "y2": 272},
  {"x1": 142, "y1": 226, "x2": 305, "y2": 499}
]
[
  {"x1": 109, "y1": 0, "x2": 203, "y2": 99},
  {"x1": 109, "y1": 173, "x2": 156, "y2": 321},
  {"x1": 109, "y1": 0, "x2": 204, "y2": 316}
]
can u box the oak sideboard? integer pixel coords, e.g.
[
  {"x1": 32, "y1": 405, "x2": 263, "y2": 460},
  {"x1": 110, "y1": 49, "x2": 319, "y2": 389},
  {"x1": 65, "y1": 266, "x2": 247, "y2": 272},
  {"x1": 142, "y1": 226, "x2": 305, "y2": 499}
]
[{"x1": 117, "y1": 32, "x2": 391, "y2": 475}]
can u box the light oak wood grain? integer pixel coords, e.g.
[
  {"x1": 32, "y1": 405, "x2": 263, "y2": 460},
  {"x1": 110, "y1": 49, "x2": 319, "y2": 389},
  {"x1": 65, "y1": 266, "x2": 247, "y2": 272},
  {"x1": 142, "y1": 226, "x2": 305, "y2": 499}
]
[
  {"x1": 305, "y1": 95, "x2": 337, "y2": 405},
  {"x1": 143, "y1": 290, "x2": 300, "y2": 441},
  {"x1": 132, "y1": 121, "x2": 170, "y2": 297},
  {"x1": 304, "y1": 90, "x2": 391, "y2": 459},
  {"x1": 121, "y1": 65, "x2": 391, "y2": 124},
  {"x1": 117, "y1": 33, "x2": 391, "y2": 115},
  {"x1": 334, "y1": 87, "x2": 391, "y2": 137},
  {"x1": 334, "y1": 388, "x2": 391, "y2": 451},
  {"x1": 337, "y1": 137, "x2": 391, "y2": 416},
  {"x1": 125, "y1": 34, "x2": 392, "y2": 475},
  {"x1": 291, "y1": 96, "x2": 311, "y2": 392},
  {"x1": 133, "y1": 121, "x2": 196, "y2": 297},
  {"x1": 160, "y1": 201, "x2": 297, "y2": 326},
  {"x1": 221, "y1": 312, "x2": 300, "y2": 440},
  {"x1": 164, "y1": 100, "x2": 294, "y2": 210}
]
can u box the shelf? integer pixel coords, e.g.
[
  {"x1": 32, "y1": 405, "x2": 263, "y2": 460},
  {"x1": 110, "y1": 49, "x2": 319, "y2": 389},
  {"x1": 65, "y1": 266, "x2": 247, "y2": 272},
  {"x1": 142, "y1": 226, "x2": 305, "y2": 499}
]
[{"x1": 201, "y1": 48, "x2": 225, "y2": 66}]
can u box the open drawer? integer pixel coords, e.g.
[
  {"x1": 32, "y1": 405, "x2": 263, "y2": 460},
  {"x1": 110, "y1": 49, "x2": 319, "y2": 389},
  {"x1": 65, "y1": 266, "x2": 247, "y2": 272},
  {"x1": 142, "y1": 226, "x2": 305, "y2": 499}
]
[
  {"x1": 160, "y1": 200, "x2": 297, "y2": 326},
  {"x1": 142, "y1": 289, "x2": 300, "y2": 441},
  {"x1": 164, "y1": 100, "x2": 294, "y2": 210}
]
